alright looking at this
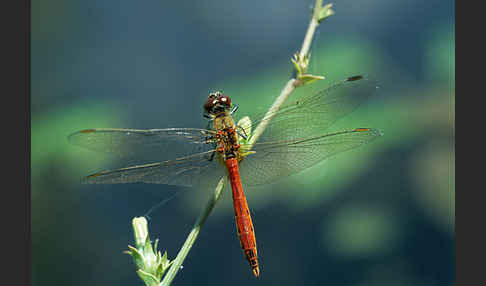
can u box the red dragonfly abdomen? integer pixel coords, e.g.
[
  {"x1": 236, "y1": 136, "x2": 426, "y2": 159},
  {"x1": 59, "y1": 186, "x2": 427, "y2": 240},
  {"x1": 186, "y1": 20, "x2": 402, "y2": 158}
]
[{"x1": 225, "y1": 157, "x2": 260, "y2": 277}]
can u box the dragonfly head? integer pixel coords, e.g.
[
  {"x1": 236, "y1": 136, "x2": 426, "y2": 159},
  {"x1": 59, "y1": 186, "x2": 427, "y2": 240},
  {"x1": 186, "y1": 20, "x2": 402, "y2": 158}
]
[{"x1": 204, "y1": 91, "x2": 232, "y2": 116}]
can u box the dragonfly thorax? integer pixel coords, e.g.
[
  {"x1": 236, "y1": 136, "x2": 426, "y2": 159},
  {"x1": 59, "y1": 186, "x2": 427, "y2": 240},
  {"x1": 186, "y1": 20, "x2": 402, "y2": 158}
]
[{"x1": 215, "y1": 127, "x2": 240, "y2": 160}]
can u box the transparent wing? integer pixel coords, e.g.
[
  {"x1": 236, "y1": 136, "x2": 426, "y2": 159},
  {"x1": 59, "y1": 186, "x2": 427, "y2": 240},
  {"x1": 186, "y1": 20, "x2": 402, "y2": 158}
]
[
  {"x1": 239, "y1": 128, "x2": 382, "y2": 186},
  {"x1": 68, "y1": 128, "x2": 217, "y2": 165},
  {"x1": 239, "y1": 75, "x2": 378, "y2": 143},
  {"x1": 81, "y1": 149, "x2": 227, "y2": 187},
  {"x1": 69, "y1": 128, "x2": 228, "y2": 187}
]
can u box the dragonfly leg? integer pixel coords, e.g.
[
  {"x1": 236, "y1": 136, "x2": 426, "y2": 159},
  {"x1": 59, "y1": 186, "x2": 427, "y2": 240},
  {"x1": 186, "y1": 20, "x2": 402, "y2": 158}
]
[
  {"x1": 203, "y1": 130, "x2": 218, "y2": 144},
  {"x1": 204, "y1": 118, "x2": 214, "y2": 132},
  {"x1": 235, "y1": 125, "x2": 248, "y2": 140},
  {"x1": 230, "y1": 104, "x2": 239, "y2": 115},
  {"x1": 208, "y1": 151, "x2": 216, "y2": 162},
  {"x1": 217, "y1": 146, "x2": 225, "y2": 154},
  {"x1": 236, "y1": 129, "x2": 248, "y2": 140}
]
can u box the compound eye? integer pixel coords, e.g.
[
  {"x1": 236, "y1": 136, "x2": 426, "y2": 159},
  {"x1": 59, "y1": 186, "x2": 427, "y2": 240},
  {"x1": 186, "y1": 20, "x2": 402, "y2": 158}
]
[
  {"x1": 219, "y1": 95, "x2": 232, "y2": 107},
  {"x1": 204, "y1": 95, "x2": 218, "y2": 113}
]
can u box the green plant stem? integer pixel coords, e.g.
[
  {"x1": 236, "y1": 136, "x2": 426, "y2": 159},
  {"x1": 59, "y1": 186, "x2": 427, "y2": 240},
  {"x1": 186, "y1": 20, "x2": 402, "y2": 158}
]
[
  {"x1": 159, "y1": 177, "x2": 226, "y2": 286},
  {"x1": 300, "y1": 0, "x2": 323, "y2": 60},
  {"x1": 247, "y1": 79, "x2": 297, "y2": 147},
  {"x1": 248, "y1": 0, "x2": 328, "y2": 148},
  {"x1": 157, "y1": 1, "x2": 330, "y2": 284}
]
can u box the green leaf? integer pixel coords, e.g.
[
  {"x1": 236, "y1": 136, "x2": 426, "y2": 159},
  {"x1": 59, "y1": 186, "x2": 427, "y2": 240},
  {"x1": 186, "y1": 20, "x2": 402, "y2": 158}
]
[
  {"x1": 127, "y1": 217, "x2": 172, "y2": 285},
  {"x1": 291, "y1": 55, "x2": 303, "y2": 75},
  {"x1": 126, "y1": 245, "x2": 146, "y2": 270},
  {"x1": 137, "y1": 269, "x2": 160, "y2": 286},
  {"x1": 155, "y1": 252, "x2": 172, "y2": 278},
  {"x1": 153, "y1": 239, "x2": 159, "y2": 253},
  {"x1": 316, "y1": 3, "x2": 335, "y2": 23},
  {"x1": 297, "y1": 74, "x2": 325, "y2": 86}
]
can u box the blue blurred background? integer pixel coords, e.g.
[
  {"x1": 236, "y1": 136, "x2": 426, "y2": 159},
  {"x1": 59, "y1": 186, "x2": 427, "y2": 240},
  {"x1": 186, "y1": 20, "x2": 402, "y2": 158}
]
[{"x1": 31, "y1": 0, "x2": 454, "y2": 285}]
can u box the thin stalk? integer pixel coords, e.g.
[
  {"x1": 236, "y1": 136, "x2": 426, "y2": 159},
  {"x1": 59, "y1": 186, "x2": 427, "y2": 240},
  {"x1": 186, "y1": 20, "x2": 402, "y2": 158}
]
[
  {"x1": 159, "y1": 177, "x2": 226, "y2": 286},
  {"x1": 247, "y1": 79, "x2": 297, "y2": 147},
  {"x1": 300, "y1": 0, "x2": 323, "y2": 59},
  {"x1": 248, "y1": 0, "x2": 328, "y2": 148}
]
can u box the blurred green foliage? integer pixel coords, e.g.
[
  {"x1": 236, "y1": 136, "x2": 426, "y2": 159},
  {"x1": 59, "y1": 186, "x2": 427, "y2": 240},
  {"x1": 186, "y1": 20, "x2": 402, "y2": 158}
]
[
  {"x1": 31, "y1": 100, "x2": 123, "y2": 196},
  {"x1": 321, "y1": 204, "x2": 401, "y2": 258}
]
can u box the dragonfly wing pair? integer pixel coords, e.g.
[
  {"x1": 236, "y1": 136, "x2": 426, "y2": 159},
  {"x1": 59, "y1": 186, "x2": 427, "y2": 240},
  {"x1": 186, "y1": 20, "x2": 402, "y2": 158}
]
[
  {"x1": 237, "y1": 76, "x2": 381, "y2": 185},
  {"x1": 238, "y1": 128, "x2": 381, "y2": 186},
  {"x1": 69, "y1": 128, "x2": 225, "y2": 187},
  {"x1": 69, "y1": 76, "x2": 382, "y2": 188}
]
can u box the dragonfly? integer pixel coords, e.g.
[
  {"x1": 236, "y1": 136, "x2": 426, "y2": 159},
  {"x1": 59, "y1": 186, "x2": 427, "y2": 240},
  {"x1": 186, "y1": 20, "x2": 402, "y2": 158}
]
[{"x1": 69, "y1": 75, "x2": 382, "y2": 277}]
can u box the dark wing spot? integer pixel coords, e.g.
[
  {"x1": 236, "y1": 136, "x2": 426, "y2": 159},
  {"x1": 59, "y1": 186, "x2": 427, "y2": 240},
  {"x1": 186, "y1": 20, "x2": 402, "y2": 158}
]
[
  {"x1": 79, "y1": 129, "x2": 97, "y2": 133},
  {"x1": 86, "y1": 173, "x2": 102, "y2": 178},
  {"x1": 347, "y1": 75, "x2": 364, "y2": 81},
  {"x1": 353, "y1": 128, "x2": 371, "y2": 132}
]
